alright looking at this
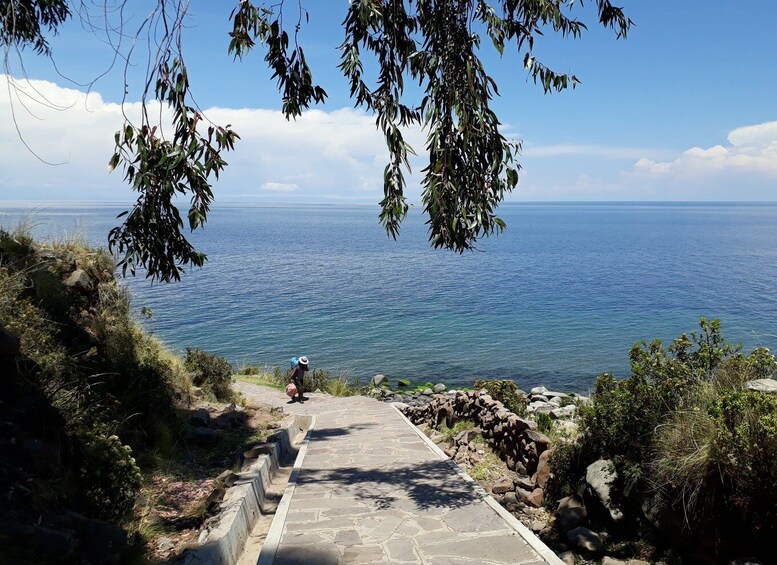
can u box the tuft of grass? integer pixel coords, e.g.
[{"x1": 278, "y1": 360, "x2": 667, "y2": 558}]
[{"x1": 438, "y1": 419, "x2": 477, "y2": 442}]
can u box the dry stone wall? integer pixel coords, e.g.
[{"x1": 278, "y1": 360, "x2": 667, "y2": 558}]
[{"x1": 400, "y1": 390, "x2": 552, "y2": 480}]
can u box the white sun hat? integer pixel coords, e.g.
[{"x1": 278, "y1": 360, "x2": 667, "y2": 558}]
[{"x1": 298, "y1": 356, "x2": 309, "y2": 366}]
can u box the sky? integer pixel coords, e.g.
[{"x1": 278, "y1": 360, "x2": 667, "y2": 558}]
[{"x1": 0, "y1": 0, "x2": 776, "y2": 203}]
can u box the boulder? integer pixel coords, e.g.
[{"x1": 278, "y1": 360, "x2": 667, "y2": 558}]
[
  {"x1": 566, "y1": 526, "x2": 603, "y2": 553},
  {"x1": 545, "y1": 391, "x2": 571, "y2": 400},
  {"x1": 433, "y1": 383, "x2": 447, "y2": 393},
  {"x1": 602, "y1": 558, "x2": 627, "y2": 565},
  {"x1": 525, "y1": 488, "x2": 544, "y2": 507},
  {"x1": 422, "y1": 388, "x2": 434, "y2": 396},
  {"x1": 189, "y1": 408, "x2": 210, "y2": 427},
  {"x1": 585, "y1": 459, "x2": 624, "y2": 523},
  {"x1": 492, "y1": 476, "x2": 514, "y2": 494},
  {"x1": 551, "y1": 405, "x2": 576, "y2": 420},
  {"x1": 533, "y1": 449, "x2": 553, "y2": 489},
  {"x1": 558, "y1": 551, "x2": 576, "y2": 565},
  {"x1": 372, "y1": 374, "x2": 388, "y2": 387},
  {"x1": 745, "y1": 378, "x2": 777, "y2": 395},
  {"x1": 554, "y1": 495, "x2": 587, "y2": 534},
  {"x1": 532, "y1": 394, "x2": 549, "y2": 402},
  {"x1": 453, "y1": 427, "x2": 481, "y2": 446},
  {"x1": 514, "y1": 476, "x2": 535, "y2": 491},
  {"x1": 527, "y1": 401, "x2": 555, "y2": 414},
  {"x1": 390, "y1": 401, "x2": 409, "y2": 410},
  {"x1": 187, "y1": 427, "x2": 222, "y2": 446},
  {"x1": 530, "y1": 386, "x2": 549, "y2": 396},
  {"x1": 524, "y1": 430, "x2": 551, "y2": 452},
  {"x1": 64, "y1": 269, "x2": 91, "y2": 290}
]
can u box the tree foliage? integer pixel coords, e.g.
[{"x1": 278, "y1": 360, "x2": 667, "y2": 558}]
[{"x1": 2, "y1": 0, "x2": 631, "y2": 281}]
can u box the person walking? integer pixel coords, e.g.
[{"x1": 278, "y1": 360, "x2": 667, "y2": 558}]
[{"x1": 289, "y1": 356, "x2": 309, "y2": 403}]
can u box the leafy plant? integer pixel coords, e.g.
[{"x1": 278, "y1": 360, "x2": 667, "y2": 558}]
[
  {"x1": 184, "y1": 348, "x2": 233, "y2": 400},
  {"x1": 473, "y1": 379, "x2": 526, "y2": 415}
]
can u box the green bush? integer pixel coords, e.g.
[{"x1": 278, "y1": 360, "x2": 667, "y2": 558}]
[
  {"x1": 185, "y1": 348, "x2": 233, "y2": 400},
  {"x1": 75, "y1": 429, "x2": 142, "y2": 522},
  {"x1": 535, "y1": 412, "x2": 553, "y2": 434},
  {"x1": 473, "y1": 379, "x2": 526, "y2": 415}
]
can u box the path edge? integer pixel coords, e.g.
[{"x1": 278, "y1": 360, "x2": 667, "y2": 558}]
[
  {"x1": 255, "y1": 415, "x2": 317, "y2": 565},
  {"x1": 391, "y1": 404, "x2": 566, "y2": 565},
  {"x1": 178, "y1": 414, "x2": 314, "y2": 565}
]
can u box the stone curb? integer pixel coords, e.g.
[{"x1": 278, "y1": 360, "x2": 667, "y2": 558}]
[
  {"x1": 256, "y1": 415, "x2": 317, "y2": 565},
  {"x1": 179, "y1": 414, "x2": 314, "y2": 565},
  {"x1": 391, "y1": 404, "x2": 566, "y2": 565}
]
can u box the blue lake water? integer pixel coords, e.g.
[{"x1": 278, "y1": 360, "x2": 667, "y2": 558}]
[{"x1": 2, "y1": 201, "x2": 777, "y2": 391}]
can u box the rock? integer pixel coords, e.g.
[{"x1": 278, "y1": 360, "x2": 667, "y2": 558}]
[
  {"x1": 492, "y1": 476, "x2": 514, "y2": 494},
  {"x1": 566, "y1": 526, "x2": 603, "y2": 553},
  {"x1": 524, "y1": 430, "x2": 551, "y2": 452},
  {"x1": 530, "y1": 520, "x2": 545, "y2": 533},
  {"x1": 554, "y1": 495, "x2": 587, "y2": 534},
  {"x1": 314, "y1": 388, "x2": 323, "y2": 393},
  {"x1": 422, "y1": 388, "x2": 434, "y2": 396},
  {"x1": 514, "y1": 476, "x2": 535, "y2": 491},
  {"x1": 745, "y1": 378, "x2": 777, "y2": 395},
  {"x1": 533, "y1": 449, "x2": 552, "y2": 489},
  {"x1": 546, "y1": 391, "x2": 571, "y2": 400},
  {"x1": 525, "y1": 488, "x2": 544, "y2": 507},
  {"x1": 189, "y1": 408, "x2": 210, "y2": 427},
  {"x1": 191, "y1": 386, "x2": 204, "y2": 397},
  {"x1": 502, "y1": 491, "x2": 518, "y2": 506},
  {"x1": 530, "y1": 386, "x2": 549, "y2": 396},
  {"x1": 372, "y1": 374, "x2": 388, "y2": 387},
  {"x1": 575, "y1": 395, "x2": 592, "y2": 405},
  {"x1": 453, "y1": 427, "x2": 481, "y2": 446},
  {"x1": 64, "y1": 269, "x2": 91, "y2": 290},
  {"x1": 216, "y1": 470, "x2": 239, "y2": 488},
  {"x1": 603, "y1": 558, "x2": 627, "y2": 565},
  {"x1": 158, "y1": 537, "x2": 175, "y2": 553},
  {"x1": 187, "y1": 427, "x2": 222, "y2": 446},
  {"x1": 548, "y1": 396, "x2": 563, "y2": 407},
  {"x1": 429, "y1": 431, "x2": 447, "y2": 444},
  {"x1": 527, "y1": 401, "x2": 555, "y2": 414},
  {"x1": 551, "y1": 405, "x2": 576, "y2": 420},
  {"x1": 390, "y1": 401, "x2": 409, "y2": 410},
  {"x1": 585, "y1": 459, "x2": 624, "y2": 523},
  {"x1": 532, "y1": 394, "x2": 549, "y2": 402},
  {"x1": 626, "y1": 560, "x2": 651, "y2": 565},
  {"x1": 559, "y1": 550, "x2": 576, "y2": 565},
  {"x1": 433, "y1": 383, "x2": 446, "y2": 393}
]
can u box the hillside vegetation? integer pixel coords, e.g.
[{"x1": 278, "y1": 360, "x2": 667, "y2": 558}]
[{"x1": 0, "y1": 227, "x2": 236, "y2": 563}]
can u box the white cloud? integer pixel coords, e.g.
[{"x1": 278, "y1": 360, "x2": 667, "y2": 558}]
[
  {"x1": 260, "y1": 182, "x2": 298, "y2": 193},
  {"x1": 632, "y1": 121, "x2": 777, "y2": 178},
  {"x1": 0, "y1": 75, "x2": 425, "y2": 202},
  {"x1": 524, "y1": 143, "x2": 670, "y2": 160}
]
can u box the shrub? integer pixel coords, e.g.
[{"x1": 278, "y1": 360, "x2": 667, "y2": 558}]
[
  {"x1": 184, "y1": 348, "x2": 233, "y2": 400},
  {"x1": 473, "y1": 379, "x2": 526, "y2": 415},
  {"x1": 76, "y1": 429, "x2": 142, "y2": 522},
  {"x1": 535, "y1": 412, "x2": 553, "y2": 434}
]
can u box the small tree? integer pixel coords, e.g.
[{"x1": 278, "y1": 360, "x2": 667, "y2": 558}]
[{"x1": 2, "y1": 1, "x2": 631, "y2": 281}]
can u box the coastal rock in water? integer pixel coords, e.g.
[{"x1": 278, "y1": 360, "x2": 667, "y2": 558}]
[
  {"x1": 745, "y1": 378, "x2": 777, "y2": 395},
  {"x1": 586, "y1": 459, "x2": 624, "y2": 523},
  {"x1": 433, "y1": 383, "x2": 446, "y2": 393},
  {"x1": 372, "y1": 374, "x2": 388, "y2": 387},
  {"x1": 566, "y1": 526, "x2": 603, "y2": 553},
  {"x1": 530, "y1": 386, "x2": 549, "y2": 396},
  {"x1": 422, "y1": 388, "x2": 434, "y2": 396}
]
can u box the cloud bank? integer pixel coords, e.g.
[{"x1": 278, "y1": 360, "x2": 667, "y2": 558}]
[{"x1": 1, "y1": 75, "x2": 776, "y2": 202}]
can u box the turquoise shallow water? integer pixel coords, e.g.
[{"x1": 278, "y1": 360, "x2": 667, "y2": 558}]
[{"x1": 3, "y1": 202, "x2": 777, "y2": 391}]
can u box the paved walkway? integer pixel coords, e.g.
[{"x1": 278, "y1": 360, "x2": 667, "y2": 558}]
[{"x1": 236, "y1": 382, "x2": 553, "y2": 565}]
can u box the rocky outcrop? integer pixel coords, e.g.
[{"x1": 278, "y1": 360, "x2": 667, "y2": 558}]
[{"x1": 745, "y1": 378, "x2": 777, "y2": 395}]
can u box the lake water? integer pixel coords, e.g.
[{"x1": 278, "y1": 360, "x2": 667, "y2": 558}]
[{"x1": 2, "y1": 201, "x2": 776, "y2": 391}]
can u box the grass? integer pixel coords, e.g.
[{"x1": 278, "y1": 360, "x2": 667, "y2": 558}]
[
  {"x1": 438, "y1": 419, "x2": 477, "y2": 442},
  {"x1": 234, "y1": 366, "x2": 360, "y2": 397}
]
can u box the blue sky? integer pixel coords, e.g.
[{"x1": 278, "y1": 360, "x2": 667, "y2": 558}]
[{"x1": 1, "y1": 0, "x2": 776, "y2": 203}]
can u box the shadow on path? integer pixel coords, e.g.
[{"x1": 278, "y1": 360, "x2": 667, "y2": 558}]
[{"x1": 297, "y1": 459, "x2": 478, "y2": 511}]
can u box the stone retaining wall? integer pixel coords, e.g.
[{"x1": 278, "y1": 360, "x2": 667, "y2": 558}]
[
  {"x1": 400, "y1": 390, "x2": 552, "y2": 481},
  {"x1": 177, "y1": 414, "x2": 313, "y2": 565}
]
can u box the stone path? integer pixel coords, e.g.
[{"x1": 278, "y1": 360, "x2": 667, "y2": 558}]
[{"x1": 236, "y1": 382, "x2": 557, "y2": 565}]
